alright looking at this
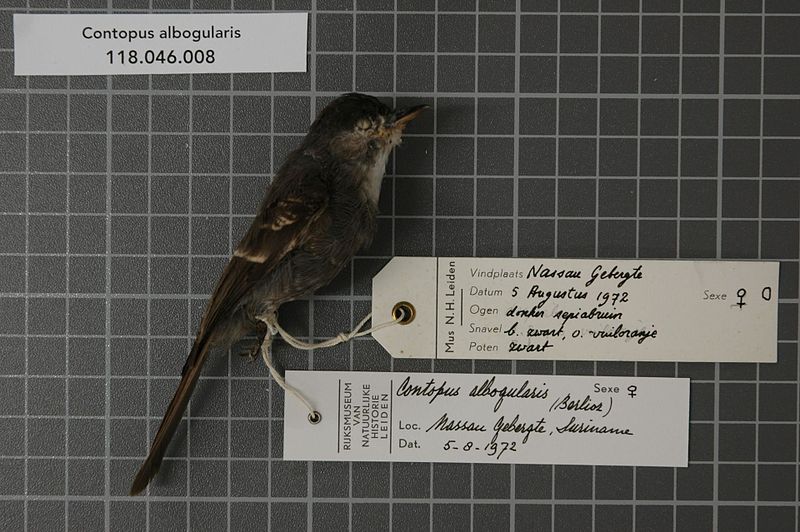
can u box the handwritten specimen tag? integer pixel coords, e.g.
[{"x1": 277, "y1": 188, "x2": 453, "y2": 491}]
[
  {"x1": 284, "y1": 371, "x2": 689, "y2": 467},
  {"x1": 14, "y1": 13, "x2": 307, "y2": 75},
  {"x1": 372, "y1": 258, "x2": 778, "y2": 362}
]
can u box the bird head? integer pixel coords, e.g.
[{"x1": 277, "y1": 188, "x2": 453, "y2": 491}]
[{"x1": 305, "y1": 93, "x2": 428, "y2": 164}]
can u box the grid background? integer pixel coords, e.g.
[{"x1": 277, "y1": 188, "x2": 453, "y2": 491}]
[{"x1": 1, "y1": 0, "x2": 799, "y2": 531}]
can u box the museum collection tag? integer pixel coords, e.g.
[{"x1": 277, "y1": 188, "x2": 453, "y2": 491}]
[
  {"x1": 372, "y1": 258, "x2": 778, "y2": 362},
  {"x1": 284, "y1": 371, "x2": 689, "y2": 467},
  {"x1": 14, "y1": 13, "x2": 307, "y2": 75}
]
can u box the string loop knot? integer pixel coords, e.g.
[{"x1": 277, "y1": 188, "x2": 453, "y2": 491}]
[{"x1": 255, "y1": 310, "x2": 403, "y2": 422}]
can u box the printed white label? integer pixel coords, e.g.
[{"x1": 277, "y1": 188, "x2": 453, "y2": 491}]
[
  {"x1": 14, "y1": 13, "x2": 307, "y2": 75},
  {"x1": 372, "y1": 258, "x2": 778, "y2": 362},
  {"x1": 284, "y1": 371, "x2": 689, "y2": 467}
]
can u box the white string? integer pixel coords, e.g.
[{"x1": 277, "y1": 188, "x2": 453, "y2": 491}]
[
  {"x1": 257, "y1": 310, "x2": 403, "y2": 421},
  {"x1": 259, "y1": 324, "x2": 318, "y2": 420}
]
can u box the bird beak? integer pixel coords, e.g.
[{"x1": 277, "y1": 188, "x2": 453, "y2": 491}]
[{"x1": 388, "y1": 104, "x2": 429, "y2": 128}]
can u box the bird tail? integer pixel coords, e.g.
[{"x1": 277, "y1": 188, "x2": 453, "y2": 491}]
[{"x1": 129, "y1": 335, "x2": 212, "y2": 496}]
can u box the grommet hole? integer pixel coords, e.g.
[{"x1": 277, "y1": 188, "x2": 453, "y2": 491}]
[
  {"x1": 392, "y1": 302, "x2": 416, "y2": 325},
  {"x1": 308, "y1": 411, "x2": 322, "y2": 424}
]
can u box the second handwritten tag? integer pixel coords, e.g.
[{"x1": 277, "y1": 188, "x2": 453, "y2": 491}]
[
  {"x1": 372, "y1": 258, "x2": 778, "y2": 362},
  {"x1": 284, "y1": 371, "x2": 689, "y2": 467}
]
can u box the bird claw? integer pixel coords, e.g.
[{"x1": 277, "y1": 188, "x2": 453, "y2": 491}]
[{"x1": 238, "y1": 342, "x2": 261, "y2": 363}]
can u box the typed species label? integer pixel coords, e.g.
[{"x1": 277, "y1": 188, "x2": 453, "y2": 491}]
[{"x1": 14, "y1": 13, "x2": 307, "y2": 75}]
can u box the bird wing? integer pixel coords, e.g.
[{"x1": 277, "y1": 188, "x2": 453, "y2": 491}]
[
  {"x1": 130, "y1": 159, "x2": 327, "y2": 495},
  {"x1": 198, "y1": 177, "x2": 329, "y2": 339}
]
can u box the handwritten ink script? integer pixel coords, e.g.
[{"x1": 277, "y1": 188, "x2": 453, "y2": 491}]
[
  {"x1": 283, "y1": 371, "x2": 689, "y2": 467},
  {"x1": 372, "y1": 258, "x2": 778, "y2": 362}
]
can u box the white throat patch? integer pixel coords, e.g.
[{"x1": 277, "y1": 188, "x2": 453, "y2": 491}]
[{"x1": 362, "y1": 128, "x2": 402, "y2": 204}]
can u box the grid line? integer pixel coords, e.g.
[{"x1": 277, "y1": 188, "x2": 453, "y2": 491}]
[{"x1": 2, "y1": 2, "x2": 798, "y2": 531}]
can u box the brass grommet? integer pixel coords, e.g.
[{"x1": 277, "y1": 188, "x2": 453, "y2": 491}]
[{"x1": 392, "y1": 301, "x2": 416, "y2": 325}]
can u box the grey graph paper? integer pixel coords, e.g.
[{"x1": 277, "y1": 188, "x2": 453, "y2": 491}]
[{"x1": 1, "y1": 0, "x2": 799, "y2": 531}]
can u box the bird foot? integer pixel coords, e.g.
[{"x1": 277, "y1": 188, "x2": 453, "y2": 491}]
[{"x1": 237, "y1": 342, "x2": 262, "y2": 363}]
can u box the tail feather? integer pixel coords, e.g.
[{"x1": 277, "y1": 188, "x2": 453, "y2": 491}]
[{"x1": 129, "y1": 336, "x2": 212, "y2": 496}]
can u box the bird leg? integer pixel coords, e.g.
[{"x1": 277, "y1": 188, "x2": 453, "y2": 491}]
[
  {"x1": 238, "y1": 339, "x2": 264, "y2": 362},
  {"x1": 255, "y1": 313, "x2": 285, "y2": 379},
  {"x1": 237, "y1": 319, "x2": 270, "y2": 362}
]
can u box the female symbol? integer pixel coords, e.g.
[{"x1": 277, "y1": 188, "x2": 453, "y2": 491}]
[{"x1": 736, "y1": 288, "x2": 747, "y2": 309}]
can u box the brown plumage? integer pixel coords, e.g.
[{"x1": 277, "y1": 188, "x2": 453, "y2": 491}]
[{"x1": 130, "y1": 93, "x2": 427, "y2": 495}]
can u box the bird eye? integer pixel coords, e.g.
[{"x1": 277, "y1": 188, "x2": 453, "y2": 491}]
[
  {"x1": 356, "y1": 118, "x2": 371, "y2": 131},
  {"x1": 368, "y1": 139, "x2": 380, "y2": 151}
]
